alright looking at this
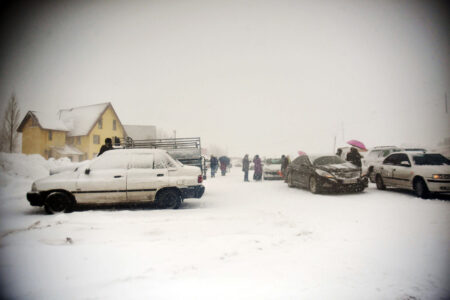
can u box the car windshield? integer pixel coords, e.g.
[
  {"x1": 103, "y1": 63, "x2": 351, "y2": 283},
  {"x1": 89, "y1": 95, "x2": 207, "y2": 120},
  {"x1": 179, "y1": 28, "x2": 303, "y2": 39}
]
[
  {"x1": 413, "y1": 154, "x2": 450, "y2": 166},
  {"x1": 312, "y1": 156, "x2": 346, "y2": 166},
  {"x1": 266, "y1": 158, "x2": 282, "y2": 164}
]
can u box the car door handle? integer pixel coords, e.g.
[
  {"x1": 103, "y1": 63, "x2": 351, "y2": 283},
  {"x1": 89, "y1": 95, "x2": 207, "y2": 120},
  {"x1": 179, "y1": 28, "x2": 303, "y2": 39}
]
[
  {"x1": 114, "y1": 175, "x2": 123, "y2": 178},
  {"x1": 157, "y1": 174, "x2": 164, "y2": 177}
]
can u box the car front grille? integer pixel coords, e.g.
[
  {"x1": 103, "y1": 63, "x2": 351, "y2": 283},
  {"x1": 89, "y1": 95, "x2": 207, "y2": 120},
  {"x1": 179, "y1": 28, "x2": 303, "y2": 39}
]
[{"x1": 335, "y1": 171, "x2": 360, "y2": 179}]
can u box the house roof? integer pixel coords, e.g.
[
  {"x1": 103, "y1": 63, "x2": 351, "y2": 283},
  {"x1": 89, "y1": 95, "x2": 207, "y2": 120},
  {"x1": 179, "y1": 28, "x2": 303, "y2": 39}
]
[
  {"x1": 18, "y1": 102, "x2": 126, "y2": 137},
  {"x1": 58, "y1": 102, "x2": 111, "y2": 137},
  {"x1": 17, "y1": 111, "x2": 69, "y2": 132}
]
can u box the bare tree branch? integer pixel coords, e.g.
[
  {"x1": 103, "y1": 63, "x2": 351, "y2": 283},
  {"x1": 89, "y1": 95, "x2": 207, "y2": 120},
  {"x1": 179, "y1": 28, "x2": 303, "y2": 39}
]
[{"x1": 1, "y1": 94, "x2": 21, "y2": 153}]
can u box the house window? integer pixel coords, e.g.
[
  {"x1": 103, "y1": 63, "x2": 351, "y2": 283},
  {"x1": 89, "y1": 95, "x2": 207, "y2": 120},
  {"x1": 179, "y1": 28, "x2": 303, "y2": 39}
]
[
  {"x1": 113, "y1": 120, "x2": 117, "y2": 131},
  {"x1": 48, "y1": 130, "x2": 53, "y2": 141},
  {"x1": 93, "y1": 135, "x2": 100, "y2": 144},
  {"x1": 76, "y1": 136, "x2": 81, "y2": 145},
  {"x1": 98, "y1": 118, "x2": 103, "y2": 129}
]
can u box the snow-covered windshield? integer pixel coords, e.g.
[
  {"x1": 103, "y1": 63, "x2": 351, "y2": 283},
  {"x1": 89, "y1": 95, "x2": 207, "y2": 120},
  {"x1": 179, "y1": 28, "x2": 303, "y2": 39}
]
[
  {"x1": 313, "y1": 156, "x2": 346, "y2": 166},
  {"x1": 413, "y1": 154, "x2": 450, "y2": 166},
  {"x1": 266, "y1": 158, "x2": 282, "y2": 164}
]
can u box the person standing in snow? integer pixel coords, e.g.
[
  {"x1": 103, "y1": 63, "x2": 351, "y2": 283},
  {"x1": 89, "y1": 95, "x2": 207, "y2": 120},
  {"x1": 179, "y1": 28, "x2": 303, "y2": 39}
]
[
  {"x1": 220, "y1": 159, "x2": 227, "y2": 176},
  {"x1": 242, "y1": 154, "x2": 250, "y2": 182},
  {"x1": 210, "y1": 155, "x2": 219, "y2": 178},
  {"x1": 346, "y1": 147, "x2": 362, "y2": 168},
  {"x1": 281, "y1": 154, "x2": 288, "y2": 178},
  {"x1": 253, "y1": 155, "x2": 262, "y2": 181},
  {"x1": 98, "y1": 138, "x2": 113, "y2": 156}
]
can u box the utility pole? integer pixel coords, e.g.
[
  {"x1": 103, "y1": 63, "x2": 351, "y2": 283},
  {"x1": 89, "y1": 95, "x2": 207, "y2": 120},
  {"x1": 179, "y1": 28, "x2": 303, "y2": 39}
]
[{"x1": 446, "y1": 93, "x2": 448, "y2": 114}]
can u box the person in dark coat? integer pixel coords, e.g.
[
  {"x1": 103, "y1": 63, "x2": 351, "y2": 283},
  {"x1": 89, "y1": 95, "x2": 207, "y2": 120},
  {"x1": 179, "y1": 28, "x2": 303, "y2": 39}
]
[
  {"x1": 242, "y1": 154, "x2": 250, "y2": 182},
  {"x1": 219, "y1": 156, "x2": 229, "y2": 176},
  {"x1": 210, "y1": 155, "x2": 219, "y2": 178},
  {"x1": 336, "y1": 148, "x2": 342, "y2": 158},
  {"x1": 346, "y1": 147, "x2": 362, "y2": 167},
  {"x1": 98, "y1": 138, "x2": 113, "y2": 156},
  {"x1": 281, "y1": 154, "x2": 288, "y2": 178},
  {"x1": 253, "y1": 155, "x2": 262, "y2": 181}
]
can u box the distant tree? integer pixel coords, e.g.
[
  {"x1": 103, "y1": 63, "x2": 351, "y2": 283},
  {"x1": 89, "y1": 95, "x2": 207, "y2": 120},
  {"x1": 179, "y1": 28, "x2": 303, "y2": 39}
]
[{"x1": 1, "y1": 94, "x2": 21, "y2": 153}]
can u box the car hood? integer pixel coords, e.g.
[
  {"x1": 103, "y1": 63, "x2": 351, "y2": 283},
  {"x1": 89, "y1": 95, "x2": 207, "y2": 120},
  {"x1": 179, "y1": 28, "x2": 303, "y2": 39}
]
[
  {"x1": 264, "y1": 164, "x2": 281, "y2": 171},
  {"x1": 413, "y1": 165, "x2": 450, "y2": 175},
  {"x1": 34, "y1": 170, "x2": 79, "y2": 190},
  {"x1": 318, "y1": 162, "x2": 359, "y2": 172}
]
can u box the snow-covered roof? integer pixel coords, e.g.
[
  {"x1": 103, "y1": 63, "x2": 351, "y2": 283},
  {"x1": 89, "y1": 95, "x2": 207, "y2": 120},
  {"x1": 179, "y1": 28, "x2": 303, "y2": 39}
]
[
  {"x1": 17, "y1": 111, "x2": 69, "y2": 132},
  {"x1": 58, "y1": 102, "x2": 110, "y2": 137},
  {"x1": 123, "y1": 125, "x2": 156, "y2": 140}
]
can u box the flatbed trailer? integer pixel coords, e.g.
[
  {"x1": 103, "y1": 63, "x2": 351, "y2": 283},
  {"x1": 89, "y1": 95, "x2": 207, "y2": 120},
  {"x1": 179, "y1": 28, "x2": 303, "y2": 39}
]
[{"x1": 121, "y1": 137, "x2": 207, "y2": 179}]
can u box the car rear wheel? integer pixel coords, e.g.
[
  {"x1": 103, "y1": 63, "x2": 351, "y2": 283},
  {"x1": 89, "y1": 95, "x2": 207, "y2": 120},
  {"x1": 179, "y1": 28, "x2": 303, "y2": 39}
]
[
  {"x1": 375, "y1": 175, "x2": 386, "y2": 190},
  {"x1": 157, "y1": 189, "x2": 181, "y2": 209},
  {"x1": 44, "y1": 192, "x2": 73, "y2": 214},
  {"x1": 309, "y1": 176, "x2": 320, "y2": 194},
  {"x1": 414, "y1": 178, "x2": 429, "y2": 199}
]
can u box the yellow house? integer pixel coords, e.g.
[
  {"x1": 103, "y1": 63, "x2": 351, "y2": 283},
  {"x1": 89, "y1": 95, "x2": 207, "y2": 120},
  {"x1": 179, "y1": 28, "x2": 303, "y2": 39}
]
[{"x1": 17, "y1": 102, "x2": 126, "y2": 161}]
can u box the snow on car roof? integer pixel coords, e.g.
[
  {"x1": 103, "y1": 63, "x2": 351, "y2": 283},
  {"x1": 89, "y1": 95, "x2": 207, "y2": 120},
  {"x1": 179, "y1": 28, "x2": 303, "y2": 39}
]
[{"x1": 102, "y1": 149, "x2": 168, "y2": 155}]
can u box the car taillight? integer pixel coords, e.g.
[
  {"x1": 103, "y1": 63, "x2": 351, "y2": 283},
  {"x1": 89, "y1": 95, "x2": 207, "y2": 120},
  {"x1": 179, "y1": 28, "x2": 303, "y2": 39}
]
[{"x1": 198, "y1": 175, "x2": 203, "y2": 183}]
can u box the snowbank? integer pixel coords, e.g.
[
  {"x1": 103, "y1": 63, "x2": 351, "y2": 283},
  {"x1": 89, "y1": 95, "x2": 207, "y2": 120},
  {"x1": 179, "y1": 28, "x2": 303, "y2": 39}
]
[{"x1": 0, "y1": 153, "x2": 73, "y2": 187}]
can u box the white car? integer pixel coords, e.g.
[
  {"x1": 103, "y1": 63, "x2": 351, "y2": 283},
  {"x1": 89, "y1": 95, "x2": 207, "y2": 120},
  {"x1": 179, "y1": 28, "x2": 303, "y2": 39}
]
[
  {"x1": 362, "y1": 146, "x2": 402, "y2": 181},
  {"x1": 27, "y1": 149, "x2": 205, "y2": 213},
  {"x1": 363, "y1": 146, "x2": 427, "y2": 181},
  {"x1": 373, "y1": 152, "x2": 450, "y2": 198},
  {"x1": 263, "y1": 158, "x2": 283, "y2": 180}
]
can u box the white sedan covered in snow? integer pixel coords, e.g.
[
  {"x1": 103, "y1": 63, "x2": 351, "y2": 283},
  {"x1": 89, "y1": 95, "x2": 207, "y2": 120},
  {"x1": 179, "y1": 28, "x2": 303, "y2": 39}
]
[
  {"x1": 374, "y1": 151, "x2": 450, "y2": 198},
  {"x1": 27, "y1": 149, "x2": 205, "y2": 213}
]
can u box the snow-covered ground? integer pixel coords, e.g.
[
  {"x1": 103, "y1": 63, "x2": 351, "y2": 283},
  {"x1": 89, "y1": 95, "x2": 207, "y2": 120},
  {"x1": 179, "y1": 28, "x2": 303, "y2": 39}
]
[{"x1": 0, "y1": 154, "x2": 449, "y2": 300}]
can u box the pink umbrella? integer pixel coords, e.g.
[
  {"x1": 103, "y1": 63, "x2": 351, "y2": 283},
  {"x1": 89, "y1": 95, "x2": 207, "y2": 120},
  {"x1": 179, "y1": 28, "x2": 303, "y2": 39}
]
[
  {"x1": 347, "y1": 140, "x2": 367, "y2": 151},
  {"x1": 298, "y1": 150, "x2": 307, "y2": 156}
]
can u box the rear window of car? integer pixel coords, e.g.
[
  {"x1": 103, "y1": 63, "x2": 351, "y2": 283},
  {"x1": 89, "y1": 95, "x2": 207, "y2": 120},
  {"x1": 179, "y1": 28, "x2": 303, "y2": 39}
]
[
  {"x1": 154, "y1": 152, "x2": 179, "y2": 169},
  {"x1": 413, "y1": 154, "x2": 450, "y2": 166},
  {"x1": 130, "y1": 154, "x2": 154, "y2": 169},
  {"x1": 266, "y1": 159, "x2": 282, "y2": 164}
]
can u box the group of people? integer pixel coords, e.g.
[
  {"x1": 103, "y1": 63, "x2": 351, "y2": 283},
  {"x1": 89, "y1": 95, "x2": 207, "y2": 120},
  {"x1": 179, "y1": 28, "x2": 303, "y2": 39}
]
[
  {"x1": 211, "y1": 147, "x2": 363, "y2": 182},
  {"x1": 210, "y1": 155, "x2": 231, "y2": 177},
  {"x1": 242, "y1": 154, "x2": 263, "y2": 181},
  {"x1": 337, "y1": 147, "x2": 363, "y2": 167}
]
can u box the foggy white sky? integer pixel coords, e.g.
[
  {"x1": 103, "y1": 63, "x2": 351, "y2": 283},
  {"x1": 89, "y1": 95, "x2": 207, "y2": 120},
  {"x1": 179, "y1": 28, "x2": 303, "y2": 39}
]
[{"x1": 0, "y1": 0, "x2": 448, "y2": 157}]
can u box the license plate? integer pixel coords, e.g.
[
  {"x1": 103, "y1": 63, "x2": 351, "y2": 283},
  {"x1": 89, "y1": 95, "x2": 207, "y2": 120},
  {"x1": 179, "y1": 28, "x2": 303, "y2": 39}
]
[{"x1": 343, "y1": 179, "x2": 358, "y2": 184}]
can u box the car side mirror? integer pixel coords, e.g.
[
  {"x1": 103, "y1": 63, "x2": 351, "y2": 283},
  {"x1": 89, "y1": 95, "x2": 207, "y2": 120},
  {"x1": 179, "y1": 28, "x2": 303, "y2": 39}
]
[
  {"x1": 400, "y1": 161, "x2": 410, "y2": 167},
  {"x1": 85, "y1": 168, "x2": 91, "y2": 175}
]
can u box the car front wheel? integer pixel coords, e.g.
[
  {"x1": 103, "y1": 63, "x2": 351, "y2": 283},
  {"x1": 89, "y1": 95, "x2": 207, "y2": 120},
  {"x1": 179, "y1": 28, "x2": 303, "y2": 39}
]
[
  {"x1": 44, "y1": 192, "x2": 73, "y2": 214},
  {"x1": 375, "y1": 175, "x2": 386, "y2": 190},
  {"x1": 287, "y1": 173, "x2": 294, "y2": 188},
  {"x1": 414, "y1": 178, "x2": 429, "y2": 199},
  {"x1": 157, "y1": 189, "x2": 181, "y2": 209},
  {"x1": 309, "y1": 176, "x2": 320, "y2": 194}
]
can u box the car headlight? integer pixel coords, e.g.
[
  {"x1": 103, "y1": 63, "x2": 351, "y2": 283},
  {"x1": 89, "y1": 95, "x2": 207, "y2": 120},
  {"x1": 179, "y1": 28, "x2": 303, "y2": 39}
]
[
  {"x1": 432, "y1": 174, "x2": 445, "y2": 179},
  {"x1": 316, "y1": 169, "x2": 334, "y2": 179},
  {"x1": 31, "y1": 182, "x2": 37, "y2": 191}
]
